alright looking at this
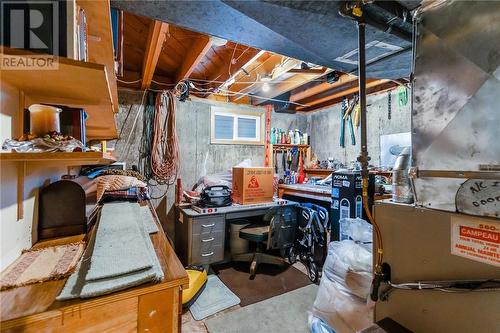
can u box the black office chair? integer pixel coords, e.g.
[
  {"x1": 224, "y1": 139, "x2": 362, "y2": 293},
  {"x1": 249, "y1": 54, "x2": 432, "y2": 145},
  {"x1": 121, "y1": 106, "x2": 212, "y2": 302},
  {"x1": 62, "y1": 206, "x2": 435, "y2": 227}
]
[{"x1": 232, "y1": 206, "x2": 297, "y2": 279}]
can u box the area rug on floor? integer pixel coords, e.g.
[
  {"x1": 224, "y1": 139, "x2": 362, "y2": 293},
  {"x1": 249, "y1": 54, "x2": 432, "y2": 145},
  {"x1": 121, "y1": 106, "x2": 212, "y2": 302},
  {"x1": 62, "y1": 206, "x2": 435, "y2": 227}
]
[
  {"x1": 212, "y1": 262, "x2": 311, "y2": 306},
  {"x1": 205, "y1": 284, "x2": 318, "y2": 333},
  {"x1": 0, "y1": 242, "x2": 84, "y2": 291},
  {"x1": 190, "y1": 275, "x2": 240, "y2": 321}
]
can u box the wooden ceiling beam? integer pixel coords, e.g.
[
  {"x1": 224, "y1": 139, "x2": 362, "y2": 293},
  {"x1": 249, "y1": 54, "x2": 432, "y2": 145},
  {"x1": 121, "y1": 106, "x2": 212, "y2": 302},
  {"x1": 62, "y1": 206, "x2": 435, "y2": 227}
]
[
  {"x1": 252, "y1": 69, "x2": 331, "y2": 105},
  {"x1": 228, "y1": 53, "x2": 282, "y2": 94},
  {"x1": 296, "y1": 79, "x2": 392, "y2": 111},
  {"x1": 141, "y1": 21, "x2": 168, "y2": 90},
  {"x1": 298, "y1": 81, "x2": 399, "y2": 112},
  {"x1": 290, "y1": 74, "x2": 358, "y2": 103},
  {"x1": 287, "y1": 68, "x2": 327, "y2": 75},
  {"x1": 175, "y1": 36, "x2": 213, "y2": 83}
]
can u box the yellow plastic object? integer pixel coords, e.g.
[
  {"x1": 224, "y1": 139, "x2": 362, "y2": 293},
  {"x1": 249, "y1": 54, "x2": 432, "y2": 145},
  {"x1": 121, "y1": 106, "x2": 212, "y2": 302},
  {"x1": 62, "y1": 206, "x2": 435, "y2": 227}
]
[
  {"x1": 352, "y1": 6, "x2": 363, "y2": 17},
  {"x1": 182, "y1": 268, "x2": 208, "y2": 305}
]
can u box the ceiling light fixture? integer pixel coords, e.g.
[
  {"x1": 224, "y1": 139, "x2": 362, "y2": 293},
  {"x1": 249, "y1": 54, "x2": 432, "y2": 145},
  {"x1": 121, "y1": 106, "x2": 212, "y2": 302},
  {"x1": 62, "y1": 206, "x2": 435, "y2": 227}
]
[{"x1": 260, "y1": 73, "x2": 272, "y2": 82}]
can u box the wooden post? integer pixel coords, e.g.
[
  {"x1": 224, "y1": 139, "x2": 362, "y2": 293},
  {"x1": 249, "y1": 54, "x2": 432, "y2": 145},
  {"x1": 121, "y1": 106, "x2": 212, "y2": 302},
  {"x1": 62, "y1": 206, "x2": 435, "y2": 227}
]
[{"x1": 264, "y1": 105, "x2": 272, "y2": 167}]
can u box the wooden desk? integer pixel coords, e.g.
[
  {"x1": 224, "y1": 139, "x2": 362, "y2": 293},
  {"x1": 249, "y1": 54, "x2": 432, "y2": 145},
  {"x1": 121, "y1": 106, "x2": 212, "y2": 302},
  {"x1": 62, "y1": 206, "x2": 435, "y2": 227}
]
[
  {"x1": 278, "y1": 184, "x2": 331, "y2": 202},
  {"x1": 304, "y1": 168, "x2": 333, "y2": 178},
  {"x1": 1, "y1": 202, "x2": 189, "y2": 333},
  {"x1": 278, "y1": 184, "x2": 391, "y2": 202},
  {"x1": 176, "y1": 201, "x2": 299, "y2": 266}
]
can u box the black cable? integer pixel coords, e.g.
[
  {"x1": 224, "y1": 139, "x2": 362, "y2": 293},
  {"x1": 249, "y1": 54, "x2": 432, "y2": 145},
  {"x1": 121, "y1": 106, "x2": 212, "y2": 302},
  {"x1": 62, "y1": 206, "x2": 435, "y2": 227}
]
[{"x1": 139, "y1": 91, "x2": 156, "y2": 181}]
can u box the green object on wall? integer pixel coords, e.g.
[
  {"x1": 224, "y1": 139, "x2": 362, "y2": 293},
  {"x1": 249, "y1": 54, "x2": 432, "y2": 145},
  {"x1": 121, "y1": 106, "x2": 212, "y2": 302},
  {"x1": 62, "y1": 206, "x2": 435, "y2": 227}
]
[{"x1": 398, "y1": 86, "x2": 409, "y2": 106}]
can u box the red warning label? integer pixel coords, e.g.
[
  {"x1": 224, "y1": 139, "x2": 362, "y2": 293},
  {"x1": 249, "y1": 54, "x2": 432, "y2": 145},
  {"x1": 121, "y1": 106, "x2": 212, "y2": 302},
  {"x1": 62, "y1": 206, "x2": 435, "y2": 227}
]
[
  {"x1": 451, "y1": 216, "x2": 500, "y2": 267},
  {"x1": 459, "y1": 226, "x2": 500, "y2": 244},
  {"x1": 248, "y1": 176, "x2": 260, "y2": 188}
]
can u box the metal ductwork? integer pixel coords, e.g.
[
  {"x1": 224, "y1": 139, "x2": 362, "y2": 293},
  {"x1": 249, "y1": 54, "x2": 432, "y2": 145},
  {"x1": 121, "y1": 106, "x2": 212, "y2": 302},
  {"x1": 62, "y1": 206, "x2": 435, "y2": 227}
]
[
  {"x1": 411, "y1": 0, "x2": 500, "y2": 216},
  {"x1": 111, "y1": 0, "x2": 420, "y2": 79}
]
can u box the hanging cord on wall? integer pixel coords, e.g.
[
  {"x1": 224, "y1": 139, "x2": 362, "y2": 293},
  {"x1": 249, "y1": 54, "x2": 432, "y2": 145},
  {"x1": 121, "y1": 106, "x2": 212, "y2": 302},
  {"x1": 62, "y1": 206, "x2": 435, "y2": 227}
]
[
  {"x1": 151, "y1": 90, "x2": 180, "y2": 189},
  {"x1": 139, "y1": 91, "x2": 156, "y2": 181}
]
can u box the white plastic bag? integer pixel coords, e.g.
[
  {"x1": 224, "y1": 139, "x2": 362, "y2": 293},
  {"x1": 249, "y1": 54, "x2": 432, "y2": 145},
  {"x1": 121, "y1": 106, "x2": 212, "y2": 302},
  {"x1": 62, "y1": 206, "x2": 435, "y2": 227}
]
[
  {"x1": 339, "y1": 218, "x2": 373, "y2": 242},
  {"x1": 312, "y1": 277, "x2": 374, "y2": 333},
  {"x1": 193, "y1": 159, "x2": 253, "y2": 193},
  {"x1": 322, "y1": 241, "x2": 372, "y2": 299},
  {"x1": 311, "y1": 217, "x2": 374, "y2": 333}
]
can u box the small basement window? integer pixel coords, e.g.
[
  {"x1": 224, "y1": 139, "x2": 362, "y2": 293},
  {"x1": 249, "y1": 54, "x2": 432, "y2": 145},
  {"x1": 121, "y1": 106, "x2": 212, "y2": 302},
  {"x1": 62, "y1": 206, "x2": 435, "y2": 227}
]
[{"x1": 211, "y1": 106, "x2": 264, "y2": 144}]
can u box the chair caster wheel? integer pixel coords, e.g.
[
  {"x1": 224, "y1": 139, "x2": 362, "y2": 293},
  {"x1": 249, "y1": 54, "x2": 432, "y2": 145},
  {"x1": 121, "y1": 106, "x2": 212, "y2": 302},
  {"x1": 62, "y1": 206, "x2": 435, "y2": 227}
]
[
  {"x1": 307, "y1": 262, "x2": 319, "y2": 283},
  {"x1": 249, "y1": 261, "x2": 257, "y2": 280},
  {"x1": 287, "y1": 247, "x2": 297, "y2": 264}
]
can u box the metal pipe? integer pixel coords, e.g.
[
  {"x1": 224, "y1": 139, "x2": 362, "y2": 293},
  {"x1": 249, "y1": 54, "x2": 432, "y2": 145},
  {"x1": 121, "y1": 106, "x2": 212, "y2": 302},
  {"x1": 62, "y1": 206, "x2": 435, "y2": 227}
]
[
  {"x1": 414, "y1": 169, "x2": 500, "y2": 180},
  {"x1": 357, "y1": 19, "x2": 369, "y2": 177}
]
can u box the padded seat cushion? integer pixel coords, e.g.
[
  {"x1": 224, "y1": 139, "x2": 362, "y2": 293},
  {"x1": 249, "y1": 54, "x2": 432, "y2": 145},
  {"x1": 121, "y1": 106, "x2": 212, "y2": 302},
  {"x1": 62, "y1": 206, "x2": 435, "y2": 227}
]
[{"x1": 239, "y1": 224, "x2": 269, "y2": 242}]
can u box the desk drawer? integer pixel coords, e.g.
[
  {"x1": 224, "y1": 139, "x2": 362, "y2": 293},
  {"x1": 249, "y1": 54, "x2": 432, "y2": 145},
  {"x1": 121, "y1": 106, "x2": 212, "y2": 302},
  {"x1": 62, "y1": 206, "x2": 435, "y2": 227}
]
[
  {"x1": 191, "y1": 242, "x2": 224, "y2": 264},
  {"x1": 191, "y1": 215, "x2": 225, "y2": 235},
  {"x1": 192, "y1": 230, "x2": 224, "y2": 247}
]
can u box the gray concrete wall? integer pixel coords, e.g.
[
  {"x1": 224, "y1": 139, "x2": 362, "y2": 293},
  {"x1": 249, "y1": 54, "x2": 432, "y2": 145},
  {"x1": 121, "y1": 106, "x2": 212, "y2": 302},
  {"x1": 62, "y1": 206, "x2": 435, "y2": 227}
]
[
  {"x1": 114, "y1": 91, "x2": 303, "y2": 239},
  {"x1": 114, "y1": 89, "x2": 409, "y2": 238},
  {"x1": 306, "y1": 89, "x2": 411, "y2": 166}
]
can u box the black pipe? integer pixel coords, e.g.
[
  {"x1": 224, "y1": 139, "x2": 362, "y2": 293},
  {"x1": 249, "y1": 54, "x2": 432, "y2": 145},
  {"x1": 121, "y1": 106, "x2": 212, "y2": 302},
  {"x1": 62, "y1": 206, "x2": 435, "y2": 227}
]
[
  {"x1": 357, "y1": 19, "x2": 370, "y2": 178},
  {"x1": 338, "y1": 1, "x2": 412, "y2": 42}
]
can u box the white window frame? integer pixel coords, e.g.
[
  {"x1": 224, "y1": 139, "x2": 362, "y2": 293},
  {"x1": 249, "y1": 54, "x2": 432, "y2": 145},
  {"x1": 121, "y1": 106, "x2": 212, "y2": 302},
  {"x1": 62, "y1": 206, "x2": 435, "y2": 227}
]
[{"x1": 210, "y1": 106, "x2": 265, "y2": 145}]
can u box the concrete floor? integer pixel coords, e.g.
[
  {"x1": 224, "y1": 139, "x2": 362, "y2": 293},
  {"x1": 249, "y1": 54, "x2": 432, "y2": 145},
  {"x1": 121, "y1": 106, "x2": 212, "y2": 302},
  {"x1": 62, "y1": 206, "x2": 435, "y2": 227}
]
[{"x1": 181, "y1": 262, "x2": 310, "y2": 333}]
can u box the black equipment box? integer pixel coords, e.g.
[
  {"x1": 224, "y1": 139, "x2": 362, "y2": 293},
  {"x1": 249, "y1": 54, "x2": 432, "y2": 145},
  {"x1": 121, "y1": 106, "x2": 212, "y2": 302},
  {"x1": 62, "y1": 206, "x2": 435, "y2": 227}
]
[
  {"x1": 330, "y1": 171, "x2": 374, "y2": 241},
  {"x1": 199, "y1": 185, "x2": 232, "y2": 208}
]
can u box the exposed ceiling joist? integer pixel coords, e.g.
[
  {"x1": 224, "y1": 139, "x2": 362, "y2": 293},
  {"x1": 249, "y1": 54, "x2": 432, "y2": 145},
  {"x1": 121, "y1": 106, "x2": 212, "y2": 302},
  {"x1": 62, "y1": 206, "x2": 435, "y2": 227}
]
[
  {"x1": 270, "y1": 58, "x2": 302, "y2": 80},
  {"x1": 202, "y1": 47, "x2": 261, "y2": 95},
  {"x1": 296, "y1": 79, "x2": 392, "y2": 111},
  {"x1": 141, "y1": 21, "x2": 168, "y2": 90},
  {"x1": 176, "y1": 36, "x2": 213, "y2": 83},
  {"x1": 287, "y1": 68, "x2": 327, "y2": 75},
  {"x1": 300, "y1": 81, "x2": 399, "y2": 112},
  {"x1": 227, "y1": 53, "x2": 284, "y2": 101},
  {"x1": 290, "y1": 74, "x2": 357, "y2": 103},
  {"x1": 252, "y1": 69, "x2": 330, "y2": 106}
]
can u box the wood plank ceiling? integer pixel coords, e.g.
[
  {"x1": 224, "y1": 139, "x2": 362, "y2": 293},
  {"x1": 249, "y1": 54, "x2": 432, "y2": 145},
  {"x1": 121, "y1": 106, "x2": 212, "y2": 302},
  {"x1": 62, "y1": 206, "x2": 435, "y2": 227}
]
[{"x1": 118, "y1": 11, "x2": 403, "y2": 111}]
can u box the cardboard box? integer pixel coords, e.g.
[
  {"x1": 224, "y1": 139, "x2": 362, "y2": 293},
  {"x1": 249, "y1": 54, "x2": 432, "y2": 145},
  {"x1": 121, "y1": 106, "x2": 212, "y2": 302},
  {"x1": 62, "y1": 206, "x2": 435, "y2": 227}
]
[
  {"x1": 232, "y1": 167, "x2": 274, "y2": 205},
  {"x1": 331, "y1": 171, "x2": 374, "y2": 241}
]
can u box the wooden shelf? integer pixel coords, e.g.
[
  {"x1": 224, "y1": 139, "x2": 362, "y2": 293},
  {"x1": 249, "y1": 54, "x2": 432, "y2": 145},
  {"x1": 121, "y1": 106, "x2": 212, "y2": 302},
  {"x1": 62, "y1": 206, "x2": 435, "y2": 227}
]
[
  {"x1": 0, "y1": 151, "x2": 116, "y2": 165},
  {"x1": 77, "y1": 0, "x2": 119, "y2": 113},
  {"x1": 305, "y1": 168, "x2": 333, "y2": 178},
  {"x1": 1, "y1": 47, "x2": 118, "y2": 139},
  {"x1": 272, "y1": 144, "x2": 310, "y2": 149}
]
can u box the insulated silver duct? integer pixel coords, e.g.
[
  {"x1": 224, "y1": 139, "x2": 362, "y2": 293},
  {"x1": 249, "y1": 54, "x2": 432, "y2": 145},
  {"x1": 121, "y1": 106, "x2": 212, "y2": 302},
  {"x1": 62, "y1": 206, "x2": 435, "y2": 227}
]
[{"x1": 411, "y1": 0, "x2": 500, "y2": 216}]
